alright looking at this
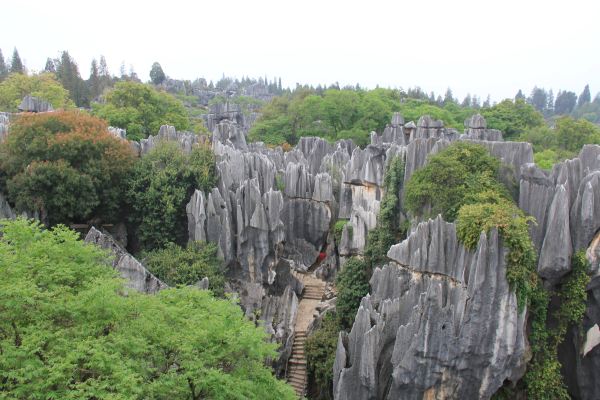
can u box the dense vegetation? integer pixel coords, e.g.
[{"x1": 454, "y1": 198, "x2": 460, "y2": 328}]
[
  {"x1": 0, "y1": 72, "x2": 74, "y2": 111},
  {"x1": 126, "y1": 141, "x2": 217, "y2": 251},
  {"x1": 143, "y1": 242, "x2": 225, "y2": 297},
  {"x1": 404, "y1": 142, "x2": 510, "y2": 221},
  {"x1": 0, "y1": 219, "x2": 295, "y2": 400},
  {"x1": 0, "y1": 111, "x2": 135, "y2": 225},
  {"x1": 92, "y1": 81, "x2": 190, "y2": 140}
]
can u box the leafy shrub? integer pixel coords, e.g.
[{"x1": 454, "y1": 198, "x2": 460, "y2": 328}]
[
  {"x1": 143, "y1": 241, "x2": 225, "y2": 297},
  {"x1": 92, "y1": 81, "x2": 190, "y2": 140},
  {"x1": 126, "y1": 141, "x2": 217, "y2": 251},
  {"x1": 336, "y1": 257, "x2": 370, "y2": 330},
  {"x1": 333, "y1": 220, "x2": 349, "y2": 244},
  {"x1": 305, "y1": 313, "x2": 340, "y2": 400},
  {"x1": 0, "y1": 110, "x2": 135, "y2": 225},
  {"x1": 404, "y1": 142, "x2": 508, "y2": 221},
  {"x1": 0, "y1": 219, "x2": 295, "y2": 400}
]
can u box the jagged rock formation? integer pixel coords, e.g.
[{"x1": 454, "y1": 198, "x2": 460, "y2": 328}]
[
  {"x1": 133, "y1": 124, "x2": 209, "y2": 155},
  {"x1": 0, "y1": 192, "x2": 16, "y2": 219},
  {"x1": 108, "y1": 126, "x2": 126, "y2": 139},
  {"x1": 84, "y1": 227, "x2": 167, "y2": 294},
  {"x1": 204, "y1": 102, "x2": 258, "y2": 133},
  {"x1": 333, "y1": 217, "x2": 528, "y2": 399},
  {"x1": 519, "y1": 145, "x2": 600, "y2": 280},
  {"x1": 0, "y1": 112, "x2": 9, "y2": 142},
  {"x1": 18, "y1": 95, "x2": 54, "y2": 113},
  {"x1": 461, "y1": 114, "x2": 503, "y2": 141}
]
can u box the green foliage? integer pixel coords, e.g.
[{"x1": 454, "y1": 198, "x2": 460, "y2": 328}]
[
  {"x1": 249, "y1": 88, "x2": 403, "y2": 146},
  {"x1": 0, "y1": 111, "x2": 135, "y2": 225},
  {"x1": 92, "y1": 81, "x2": 190, "y2": 140},
  {"x1": 126, "y1": 141, "x2": 217, "y2": 251},
  {"x1": 126, "y1": 143, "x2": 214, "y2": 243},
  {"x1": 397, "y1": 99, "x2": 474, "y2": 129},
  {"x1": 365, "y1": 156, "x2": 406, "y2": 268},
  {"x1": 0, "y1": 219, "x2": 295, "y2": 400},
  {"x1": 482, "y1": 99, "x2": 544, "y2": 138},
  {"x1": 519, "y1": 116, "x2": 600, "y2": 169},
  {"x1": 456, "y1": 199, "x2": 536, "y2": 309},
  {"x1": 149, "y1": 62, "x2": 166, "y2": 85},
  {"x1": 336, "y1": 257, "x2": 370, "y2": 330},
  {"x1": 143, "y1": 241, "x2": 225, "y2": 297},
  {"x1": 333, "y1": 220, "x2": 349, "y2": 244},
  {"x1": 0, "y1": 72, "x2": 74, "y2": 111},
  {"x1": 404, "y1": 142, "x2": 506, "y2": 221},
  {"x1": 305, "y1": 313, "x2": 340, "y2": 400}
]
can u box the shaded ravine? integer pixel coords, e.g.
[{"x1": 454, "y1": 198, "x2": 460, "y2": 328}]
[{"x1": 287, "y1": 273, "x2": 326, "y2": 397}]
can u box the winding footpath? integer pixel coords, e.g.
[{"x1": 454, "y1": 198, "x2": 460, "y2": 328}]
[{"x1": 287, "y1": 273, "x2": 326, "y2": 397}]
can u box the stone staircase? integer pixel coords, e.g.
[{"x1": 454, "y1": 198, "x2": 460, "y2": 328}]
[{"x1": 287, "y1": 273, "x2": 326, "y2": 397}]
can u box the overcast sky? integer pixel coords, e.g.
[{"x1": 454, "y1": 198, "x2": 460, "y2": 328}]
[{"x1": 2, "y1": 0, "x2": 599, "y2": 102}]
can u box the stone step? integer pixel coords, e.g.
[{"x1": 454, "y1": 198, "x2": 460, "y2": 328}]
[
  {"x1": 287, "y1": 375, "x2": 306, "y2": 384},
  {"x1": 288, "y1": 366, "x2": 306, "y2": 373},
  {"x1": 289, "y1": 360, "x2": 307, "y2": 366}
]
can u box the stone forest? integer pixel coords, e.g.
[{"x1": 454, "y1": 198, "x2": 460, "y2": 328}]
[{"x1": 0, "y1": 47, "x2": 600, "y2": 400}]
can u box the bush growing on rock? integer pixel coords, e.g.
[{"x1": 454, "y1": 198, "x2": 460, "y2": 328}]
[
  {"x1": 0, "y1": 219, "x2": 295, "y2": 400},
  {"x1": 0, "y1": 110, "x2": 135, "y2": 225},
  {"x1": 404, "y1": 142, "x2": 509, "y2": 221},
  {"x1": 126, "y1": 141, "x2": 217, "y2": 251}
]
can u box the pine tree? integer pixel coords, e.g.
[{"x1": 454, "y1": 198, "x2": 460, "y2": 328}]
[
  {"x1": 99, "y1": 56, "x2": 110, "y2": 77},
  {"x1": 56, "y1": 51, "x2": 88, "y2": 107},
  {"x1": 482, "y1": 95, "x2": 491, "y2": 108},
  {"x1": 88, "y1": 59, "x2": 101, "y2": 100},
  {"x1": 278, "y1": 77, "x2": 282, "y2": 92},
  {"x1": 461, "y1": 94, "x2": 472, "y2": 107},
  {"x1": 0, "y1": 49, "x2": 7, "y2": 81},
  {"x1": 443, "y1": 88, "x2": 454, "y2": 104},
  {"x1": 10, "y1": 48, "x2": 24, "y2": 74},
  {"x1": 44, "y1": 58, "x2": 56, "y2": 73},
  {"x1": 547, "y1": 89, "x2": 554, "y2": 114},
  {"x1": 578, "y1": 84, "x2": 591, "y2": 107},
  {"x1": 515, "y1": 89, "x2": 525, "y2": 101}
]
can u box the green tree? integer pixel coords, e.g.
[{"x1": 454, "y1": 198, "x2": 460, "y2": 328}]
[
  {"x1": 554, "y1": 90, "x2": 577, "y2": 115},
  {"x1": 0, "y1": 72, "x2": 74, "y2": 112},
  {"x1": 0, "y1": 111, "x2": 135, "y2": 225},
  {"x1": 55, "y1": 50, "x2": 89, "y2": 107},
  {"x1": 149, "y1": 62, "x2": 166, "y2": 85},
  {"x1": 305, "y1": 313, "x2": 340, "y2": 400},
  {"x1": 0, "y1": 218, "x2": 296, "y2": 400},
  {"x1": 482, "y1": 99, "x2": 544, "y2": 138},
  {"x1": 88, "y1": 58, "x2": 101, "y2": 100},
  {"x1": 10, "y1": 48, "x2": 24, "y2": 74},
  {"x1": 43, "y1": 57, "x2": 55, "y2": 73},
  {"x1": 143, "y1": 242, "x2": 225, "y2": 296},
  {"x1": 555, "y1": 115, "x2": 600, "y2": 152},
  {"x1": 0, "y1": 49, "x2": 7, "y2": 82},
  {"x1": 92, "y1": 81, "x2": 190, "y2": 140},
  {"x1": 577, "y1": 84, "x2": 591, "y2": 107},
  {"x1": 126, "y1": 141, "x2": 217, "y2": 251}
]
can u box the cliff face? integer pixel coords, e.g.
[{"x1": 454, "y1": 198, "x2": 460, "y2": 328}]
[{"x1": 333, "y1": 217, "x2": 528, "y2": 399}]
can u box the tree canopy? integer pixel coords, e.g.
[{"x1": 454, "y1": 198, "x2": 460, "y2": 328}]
[
  {"x1": 126, "y1": 141, "x2": 217, "y2": 251},
  {"x1": 0, "y1": 218, "x2": 295, "y2": 400},
  {"x1": 149, "y1": 62, "x2": 166, "y2": 85},
  {"x1": 92, "y1": 81, "x2": 190, "y2": 140},
  {"x1": 0, "y1": 72, "x2": 74, "y2": 112},
  {"x1": 0, "y1": 111, "x2": 135, "y2": 225},
  {"x1": 481, "y1": 99, "x2": 544, "y2": 138}
]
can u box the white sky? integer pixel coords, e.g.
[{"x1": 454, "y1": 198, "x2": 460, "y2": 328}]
[{"x1": 2, "y1": 0, "x2": 599, "y2": 102}]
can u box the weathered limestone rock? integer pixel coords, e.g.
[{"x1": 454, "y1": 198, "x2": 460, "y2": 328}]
[
  {"x1": 139, "y1": 125, "x2": 208, "y2": 155},
  {"x1": 0, "y1": 192, "x2": 16, "y2": 220},
  {"x1": 18, "y1": 95, "x2": 53, "y2": 113},
  {"x1": 461, "y1": 114, "x2": 503, "y2": 141},
  {"x1": 186, "y1": 189, "x2": 207, "y2": 242},
  {"x1": 0, "y1": 112, "x2": 9, "y2": 142},
  {"x1": 538, "y1": 185, "x2": 573, "y2": 279},
  {"x1": 84, "y1": 227, "x2": 167, "y2": 294},
  {"x1": 212, "y1": 119, "x2": 248, "y2": 150},
  {"x1": 108, "y1": 126, "x2": 126, "y2": 139},
  {"x1": 333, "y1": 217, "x2": 528, "y2": 399}
]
